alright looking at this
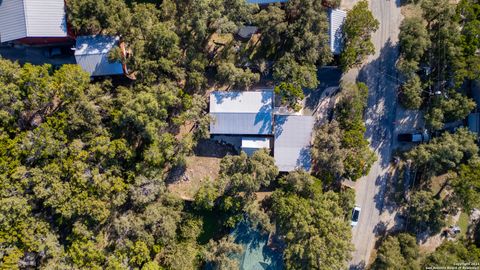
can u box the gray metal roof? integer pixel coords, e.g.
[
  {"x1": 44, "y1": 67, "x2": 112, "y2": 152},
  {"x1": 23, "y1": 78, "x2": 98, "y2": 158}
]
[
  {"x1": 75, "y1": 36, "x2": 124, "y2": 77},
  {"x1": 329, "y1": 9, "x2": 347, "y2": 55},
  {"x1": 274, "y1": 115, "x2": 315, "y2": 172},
  {"x1": 0, "y1": 0, "x2": 67, "y2": 43},
  {"x1": 210, "y1": 91, "x2": 273, "y2": 135}
]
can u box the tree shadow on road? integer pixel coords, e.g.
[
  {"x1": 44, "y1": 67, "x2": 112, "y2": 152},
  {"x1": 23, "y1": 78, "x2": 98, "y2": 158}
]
[
  {"x1": 357, "y1": 38, "x2": 399, "y2": 169},
  {"x1": 356, "y1": 38, "x2": 401, "y2": 216},
  {"x1": 373, "y1": 166, "x2": 405, "y2": 215},
  {"x1": 349, "y1": 261, "x2": 366, "y2": 270},
  {"x1": 357, "y1": 37, "x2": 408, "y2": 253}
]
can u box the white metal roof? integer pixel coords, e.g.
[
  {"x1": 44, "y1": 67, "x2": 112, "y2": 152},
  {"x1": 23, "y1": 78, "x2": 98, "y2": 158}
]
[
  {"x1": 329, "y1": 8, "x2": 347, "y2": 55},
  {"x1": 75, "y1": 36, "x2": 124, "y2": 77},
  {"x1": 210, "y1": 90, "x2": 273, "y2": 113},
  {"x1": 75, "y1": 36, "x2": 120, "y2": 55},
  {"x1": 0, "y1": 0, "x2": 67, "y2": 43},
  {"x1": 241, "y1": 137, "x2": 270, "y2": 156},
  {"x1": 210, "y1": 91, "x2": 274, "y2": 135},
  {"x1": 241, "y1": 137, "x2": 270, "y2": 149},
  {"x1": 274, "y1": 115, "x2": 315, "y2": 172}
]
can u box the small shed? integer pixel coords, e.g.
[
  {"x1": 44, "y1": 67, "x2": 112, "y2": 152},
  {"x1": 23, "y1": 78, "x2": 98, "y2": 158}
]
[
  {"x1": 237, "y1": 26, "x2": 258, "y2": 40},
  {"x1": 75, "y1": 35, "x2": 124, "y2": 77},
  {"x1": 0, "y1": 0, "x2": 69, "y2": 43},
  {"x1": 241, "y1": 137, "x2": 271, "y2": 156},
  {"x1": 329, "y1": 9, "x2": 347, "y2": 55},
  {"x1": 274, "y1": 115, "x2": 315, "y2": 172},
  {"x1": 210, "y1": 90, "x2": 274, "y2": 135}
]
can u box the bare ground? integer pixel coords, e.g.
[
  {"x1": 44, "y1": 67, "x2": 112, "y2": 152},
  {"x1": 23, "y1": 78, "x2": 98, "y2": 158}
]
[
  {"x1": 341, "y1": 0, "x2": 361, "y2": 11},
  {"x1": 255, "y1": 191, "x2": 273, "y2": 203},
  {"x1": 418, "y1": 212, "x2": 461, "y2": 253},
  {"x1": 167, "y1": 156, "x2": 221, "y2": 201},
  {"x1": 167, "y1": 139, "x2": 236, "y2": 200},
  {"x1": 401, "y1": 3, "x2": 422, "y2": 18}
]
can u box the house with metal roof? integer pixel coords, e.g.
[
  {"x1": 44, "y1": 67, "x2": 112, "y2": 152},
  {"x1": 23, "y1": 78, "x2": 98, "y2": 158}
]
[
  {"x1": 75, "y1": 36, "x2": 124, "y2": 77},
  {"x1": 0, "y1": 0, "x2": 69, "y2": 44},
  {"x1": 329, "y1": 8, "x2": 347, "y2": 55},
  {"x1": 210, "y1": 90, "x2": 274, "y2": 135},
  {"x1": 209, "y1": 90, "x2": 315, "y2": 171},
  {"x1": 274, "y1": 114, "x2": 315, "y2": 172}
]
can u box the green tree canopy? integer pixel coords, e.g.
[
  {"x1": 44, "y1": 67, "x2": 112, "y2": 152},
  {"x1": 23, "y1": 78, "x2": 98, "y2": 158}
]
[
  {"x1": 274, "y1": 82, "x2": 305, "y2": 111},
  {"x1": 312, "y1": 83, "x2": 375, "y2": 182},
  {"x1": 204, "y1": 236, "x2": 243, "y2": 270},
  {"x1": 407, "y1": 191, "x2": 445, "y2": 233},
  {"x1": 406, "y1": 128, "x2": 478, "y2": 178},
  {"x1": 399, "y1": 16, "x2": 430, "y2": 64},
  {"x1": 425, "y1": 91, "x2": 476, "y2": 130},
  {"x1": 0, "y1": 57, "x2": 207, "y2": 269},
  {"x1": 340, "y1": 0, "x2": 380, "y2": 70},
  {"x1": 270, "y1": 171, "x2": 353, "y2": 269},
  {"x1": 193, "y1": 150, "x2": 278, "y2": 228},
  {"x1": 450, "y1": 161, "x2": 480, "y2": 211},
  {"x1": 400, "y1": 74, "x2": 423, "y2": 110},
  {"x1": 216, "y1": 62, "x2": 260, "y2": 89},
  {"x1": 372, "y1": 233, "x2": 420, "y2": 270},
  {"x1": 423, "y1": 241, "x2": 480, "y2": 267}
]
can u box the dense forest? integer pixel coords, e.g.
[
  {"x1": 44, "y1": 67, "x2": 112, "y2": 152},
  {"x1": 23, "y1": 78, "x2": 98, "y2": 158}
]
[
  {"x1": 397, "y1": 0, "x2": 480, "y2": 130},
  {"x1": 0, "y1": 0, "x2": 375, "y2": 269}
]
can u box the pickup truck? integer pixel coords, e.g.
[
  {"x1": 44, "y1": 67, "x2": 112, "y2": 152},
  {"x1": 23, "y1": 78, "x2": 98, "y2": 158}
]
[{"x1": 398, "y1": 130, "x2": 430, "y2": 143}]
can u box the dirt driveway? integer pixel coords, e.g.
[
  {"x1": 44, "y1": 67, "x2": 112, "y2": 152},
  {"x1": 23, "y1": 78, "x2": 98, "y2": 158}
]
[{"x1": 341, "y1": 0, "x2": 360, "y2": 10}]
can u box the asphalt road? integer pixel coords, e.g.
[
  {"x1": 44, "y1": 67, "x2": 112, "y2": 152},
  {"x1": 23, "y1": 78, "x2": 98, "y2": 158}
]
[{"x1": 347, "y1": 0, "x2": 403, "y2": 268}]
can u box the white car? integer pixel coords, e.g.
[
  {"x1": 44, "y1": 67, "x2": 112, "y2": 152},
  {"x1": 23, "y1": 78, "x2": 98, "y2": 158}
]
[{"x1": 351, "y1": 206, "x2": 361, "y2": 227}]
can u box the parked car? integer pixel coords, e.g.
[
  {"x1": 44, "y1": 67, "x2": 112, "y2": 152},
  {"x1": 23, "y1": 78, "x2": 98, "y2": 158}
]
[
  {"x1": 398, "y1": 130, "x2": 430, "y2": 143},
  {"x1": 351, "y1": 206, "x2": 361, "y2": 227}
]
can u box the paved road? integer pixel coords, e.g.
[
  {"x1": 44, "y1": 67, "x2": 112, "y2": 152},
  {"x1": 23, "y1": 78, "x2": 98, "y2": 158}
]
[{"x1": 347, "y1": 0, "x2": 403, "y2": 268}]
